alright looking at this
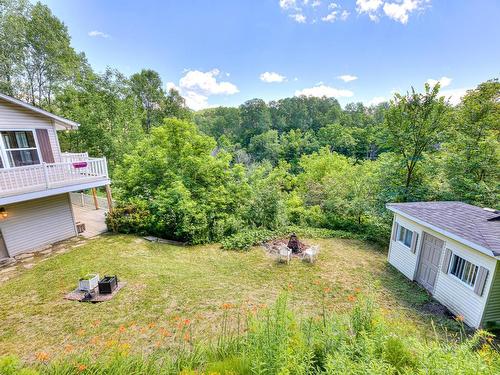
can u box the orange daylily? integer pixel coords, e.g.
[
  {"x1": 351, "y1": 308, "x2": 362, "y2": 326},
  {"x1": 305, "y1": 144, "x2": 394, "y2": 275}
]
[
  {"x1": 76, "y1": 363, "x2": 87, "y2": 372},
  {"x1": 348, "y1": 295, "x2": 356, "y2": 302},
  {"x1": 35, "y1": 352, "x2": 49, "y2": 362}
]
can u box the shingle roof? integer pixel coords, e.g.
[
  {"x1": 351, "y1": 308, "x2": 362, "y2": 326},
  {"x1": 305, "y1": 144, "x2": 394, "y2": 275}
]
[{"x1": 386, "y1": 201, "x2": 500, "y2": 257}]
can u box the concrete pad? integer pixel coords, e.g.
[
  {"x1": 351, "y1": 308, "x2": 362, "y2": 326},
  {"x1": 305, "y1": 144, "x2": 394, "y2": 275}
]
[{"x1": 72, "y1": 205, "x2": 108, "y2": 238}]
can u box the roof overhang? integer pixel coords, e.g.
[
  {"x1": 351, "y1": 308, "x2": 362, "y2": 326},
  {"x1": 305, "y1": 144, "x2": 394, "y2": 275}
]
[
  {"x1": 386, "y1": 204, "x2": 498, "y2": 259},
  {"x1": 0, "y1": 92, "x2": 79, "y2": 130}
]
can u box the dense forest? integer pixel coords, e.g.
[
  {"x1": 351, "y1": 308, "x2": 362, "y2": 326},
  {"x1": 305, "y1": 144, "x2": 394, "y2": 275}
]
[{"x1": 1, "y1": 1, "x2": 499, "y2": 245}]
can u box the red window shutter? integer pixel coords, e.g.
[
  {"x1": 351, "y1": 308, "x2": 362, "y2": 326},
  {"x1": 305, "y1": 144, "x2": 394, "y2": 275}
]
[{"x1": 36, "y1": 129, "x2": 55, "y2": 163}]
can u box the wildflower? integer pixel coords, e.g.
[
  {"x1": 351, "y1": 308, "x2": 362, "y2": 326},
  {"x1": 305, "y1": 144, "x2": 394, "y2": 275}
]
[
  {"x1": 221, "y1": 303, "x2": 233, "y2": 310},
  {"x1": 348, "y1": 295, "x2": 356, "y2": 302},
  {"x1": 159, "y1": 328, "x2": 172, "y2": 337},
  {"x1": 323, "y1": 287, "x2": 331, "y2": 293},
  {"x1": 76, "y1": 363, "x2": 87, "y2": 372},
  {"x1": 92, "y1": 320, "x2": 101, "y2": 327},
  {"x1": 184, "y1": 319, "x2": 191, "y2": 326},
  {"x1": 183, "y1": 331, "x2": 191, "y2": 342},
  {"x1": 313, "y1": 279, "x2": 321, "y2": 285},
  {"x1": 89, "y1": 336, "x2": 100, "y2": 345},
  {"x1": 354, "y1": 287, "x2": 361, "y2": 293},
  {"x1": 64, "y1": 344, "x2": 75, "y2": 353},
  {"x1": 287, "y1": 282, "x2": 293, "y2": 290},
  {"x1": 455, "y1": 315, "x2": 465, "y2": 322},
  {"x1": 76, "y1": 329, "x2": 86, "y2": 336},
  {"x1": 35, "y1": 351, "x2": 49, "y2": 362},
  {"x1": 118, "y1": 325, "x2": 126, "y2": 333},
  {"x1": 139, "y1": 327, "x2": 147, "y2": 334},
  {"x1": 148, "y1": 322, "x2": 156, "y2": 329},
  {"x1": 105, "y1": 339, "x2": 117, "y2": 348}
]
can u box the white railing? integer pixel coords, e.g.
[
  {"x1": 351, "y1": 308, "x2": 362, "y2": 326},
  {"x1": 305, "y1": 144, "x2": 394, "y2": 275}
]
[
  {"x1": 61, "y1": 152, "x2": 89, "y2": 163},
  {"x1": 0, "y1": 157, "x2": 109, "y2": 197}
]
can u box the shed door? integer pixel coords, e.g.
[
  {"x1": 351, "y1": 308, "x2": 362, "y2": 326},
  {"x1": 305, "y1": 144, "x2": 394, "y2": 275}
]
[
  {"x1": 0, "y1": 231, "x2": 8, "y2": 259},
  {"x1": 416, "y1": 232, "x2": 444, "y2": 293}
]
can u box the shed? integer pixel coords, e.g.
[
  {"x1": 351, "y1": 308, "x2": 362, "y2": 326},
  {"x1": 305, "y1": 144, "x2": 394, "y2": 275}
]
[{"x1": 386, "y1": 201, "x2": 500, "y2": 328}]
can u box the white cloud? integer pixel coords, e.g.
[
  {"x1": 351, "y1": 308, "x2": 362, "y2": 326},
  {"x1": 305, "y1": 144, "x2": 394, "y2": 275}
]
[
  {"x1": 290, "y1": 13, "x2": 307, "y2": 23},
  {"x1": 88, "y1": 30, "x2": 110, "y2": 38},
  {"x1": 368, "y1": 96, "x2": 387, "y2": 106},
  {"x1": 322, "y1": 11, "x2": 337, "y2": 22},
  {"x1": 383, "y1": 0, "x2": 420, "y2": 24},
  {"x1": 312, "y1": 0, "x2": 322, "y2": 7},
  {"x1": 356, "y1": 0, "x2": 383, "y2": 13},
  {"x1": 260, "y1": 72, "x2": 287, "y2": 83},
  {"x1": 340, "y1": 10, "x2": 350, "y2": 20},
  {"x1": 295, "y1": 84, "x2": 354, "y2": 98},
  {"x1": 328, "y1": 2, "x2": 339, "y2": 9},
  {"x1": 426, "y1": 76, "x2": 452, "y2": 88},
  {"x1": 356, "y1": 0, "x2": 427, "y2": 24},
  {"x1": 440, "y1": 88, "x2": 469, "y2": 106},
  {"x1": 280, "y1": 0, "x2": 297, "y2": 9},
  {"x1": 167, "y1": 69, "x2": 238, "y2": 110},
  {"x1": 338, "y1": 74, "x2": 358, "y2": 82}
]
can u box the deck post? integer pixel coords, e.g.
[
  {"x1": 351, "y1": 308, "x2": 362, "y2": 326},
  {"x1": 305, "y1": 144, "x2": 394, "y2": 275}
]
[
  {"x1": 105, "y1": 184, "x2": 113, "y2": 214},
  {"x1": 91, "y1": 188, "x2": 99, "y2": 210}
]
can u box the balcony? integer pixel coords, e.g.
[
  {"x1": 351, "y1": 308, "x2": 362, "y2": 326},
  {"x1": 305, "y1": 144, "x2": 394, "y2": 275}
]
[{"x1": 0, "y1": 153, "x2": 110, "y2": 205}]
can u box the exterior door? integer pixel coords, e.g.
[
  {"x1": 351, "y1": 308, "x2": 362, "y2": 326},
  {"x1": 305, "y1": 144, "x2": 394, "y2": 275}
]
[
  {"x1": 416, "y1": 232, "x2": 444, "y2": 293},
  {"x1": 0, "y1": 230, "x2": 8, "y2": 259}
]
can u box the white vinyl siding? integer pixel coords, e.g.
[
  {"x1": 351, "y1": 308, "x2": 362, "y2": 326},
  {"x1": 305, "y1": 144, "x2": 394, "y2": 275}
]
[
  {"x1": 432, "y1": 238, "x2": 496, "y2": 328},
  {"x1": 387, "y1": 215, "x2": 421, "y2": 280},
  {"x1": 0, "y1": 98, "x2": 61, "y2": 162},
  {"x1": 0, "y1": 194, "x2": 77, "y2": 257},
  {"x1": 388, "y1": 213, "x2": 496, "y2": 328}
]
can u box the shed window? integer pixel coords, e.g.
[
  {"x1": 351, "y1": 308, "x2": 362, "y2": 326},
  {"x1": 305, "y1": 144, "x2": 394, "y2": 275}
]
[
  {"x1": 450, "y1": 254, "x2": 478, "y2": 287},
  {"x1": 397, "y1": 225, "x2": 413, "y2": 248},
  {"x1": 0, "y1": 131, "x2": 40, "y2": 167}
]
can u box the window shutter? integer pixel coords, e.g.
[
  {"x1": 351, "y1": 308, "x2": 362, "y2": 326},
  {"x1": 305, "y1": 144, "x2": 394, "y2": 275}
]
[
  {"x1": 474, "y1": 267, "x2": 489, "y2": 296},
  {"x1": 392, "y1": 222, "x2": 399, "y2": 241},
  {"x1": 410, "y1": 232, "x2": 419, "y2": 253},
  {"x1": 35, "y1": 129, "x2": 55, "y2": 163},
  {"x1": 442, "y1": 248, "x2": 452, "y2": 273}
]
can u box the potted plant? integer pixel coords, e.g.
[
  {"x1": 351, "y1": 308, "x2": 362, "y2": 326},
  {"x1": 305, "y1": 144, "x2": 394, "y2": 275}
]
[{"x1": 79, "y1": 273, "x2": 99, "y2": 291}]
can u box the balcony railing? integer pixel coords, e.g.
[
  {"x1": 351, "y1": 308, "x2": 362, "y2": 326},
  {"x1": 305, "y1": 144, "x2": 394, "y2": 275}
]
[{"x1": 0, "y1": 156, "x2": 109, "y2": 198}]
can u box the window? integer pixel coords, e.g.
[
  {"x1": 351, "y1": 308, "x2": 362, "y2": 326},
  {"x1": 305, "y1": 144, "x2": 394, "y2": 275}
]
[
  {"x1": 450, "y1": 254, "x2": 479, "y2": 287},
  {"x1": 397, "y1": 225, "x2": 413, "y2": 247},
  {"x1": 0, "y1": 131, "x2": 40, "y2": 167}
]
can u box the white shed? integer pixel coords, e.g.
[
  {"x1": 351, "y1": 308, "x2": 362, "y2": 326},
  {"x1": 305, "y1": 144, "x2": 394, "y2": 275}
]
[{"x1": 386, "y1": 201, "x2": 500, "y2": 329}]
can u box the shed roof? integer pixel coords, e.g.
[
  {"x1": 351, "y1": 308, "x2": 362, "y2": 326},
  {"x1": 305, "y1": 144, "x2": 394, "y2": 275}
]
[
  {"x1": 0, "y1": 92, "x2": 79, "y2": 130},
  {"x1": 387, "y1": 201, "x2": 500, "y2": 258}
]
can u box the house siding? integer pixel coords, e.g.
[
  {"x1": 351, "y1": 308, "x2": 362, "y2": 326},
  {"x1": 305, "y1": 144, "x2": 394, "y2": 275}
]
[
  {"x1": 0, "y1": 194, "x2": 77, "y2": 257},
  {"x1": 480, "y1": 263, "x2": 500, "y2": 326},
  {"x1": 0, "y1": 98, "x2": 61, "y2": 162},
  {"x1": 388, "y1": 214, "x2": 422, "y2": 280},
  {"x1": 388, "y1": 214, "x2": 497, "y2": 328}
]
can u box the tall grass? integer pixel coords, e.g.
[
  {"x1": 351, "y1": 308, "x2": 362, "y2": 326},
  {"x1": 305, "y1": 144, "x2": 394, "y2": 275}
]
[{"x1": 1, "y1": 294, "x2": 498, "y2": 374}]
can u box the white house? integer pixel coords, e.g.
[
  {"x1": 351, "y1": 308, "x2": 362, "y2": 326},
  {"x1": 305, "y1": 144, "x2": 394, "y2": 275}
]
[
  {"x1": 0, "y1": 93, "x2": 111, "y2": 259},
  {"x1": 387, "y1": 201, "x2": 500, "y2": 329}
]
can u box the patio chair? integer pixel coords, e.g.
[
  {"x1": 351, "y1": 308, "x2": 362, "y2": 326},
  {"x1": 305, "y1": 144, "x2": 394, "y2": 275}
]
[
  {"x1": 277, "y1": 245, "x2": 292, "y2": 264},
  {"x1": 303, "y1": 245, "x2": 319, "y2": 263}
]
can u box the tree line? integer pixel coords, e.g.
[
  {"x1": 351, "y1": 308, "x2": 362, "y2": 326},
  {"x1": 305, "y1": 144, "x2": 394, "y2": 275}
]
[{"x1": 1, "y1": 0, "x2": 499, "y2": 245}]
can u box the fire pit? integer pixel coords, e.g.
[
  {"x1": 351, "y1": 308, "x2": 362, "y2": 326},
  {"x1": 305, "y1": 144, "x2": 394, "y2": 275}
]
[{"x1": 264, "y1": 233, "x2": 308, "y2": 256}]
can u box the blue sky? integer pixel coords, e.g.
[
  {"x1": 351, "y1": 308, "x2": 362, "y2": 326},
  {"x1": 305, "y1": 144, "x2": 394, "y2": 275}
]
[{"x1": 41, "y1": 0, "x2": 500, "y2": 110}]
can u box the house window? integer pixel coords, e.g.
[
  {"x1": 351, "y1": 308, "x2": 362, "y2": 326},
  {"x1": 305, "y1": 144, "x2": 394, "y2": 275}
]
[
  {"x1": 449, "y1": 254, "x2": 478, "y2": 287},
  {"x1": 397, "y1": 225, "x2": 413, "y2": 247},
  {"x1": 0, "y1": 131, "x2": 40, "y2": 167}
]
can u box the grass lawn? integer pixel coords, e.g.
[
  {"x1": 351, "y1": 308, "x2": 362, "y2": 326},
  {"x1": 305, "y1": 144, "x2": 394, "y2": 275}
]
[{"x1": 0, "y1": 234, "x2": 457, "y2": 362}]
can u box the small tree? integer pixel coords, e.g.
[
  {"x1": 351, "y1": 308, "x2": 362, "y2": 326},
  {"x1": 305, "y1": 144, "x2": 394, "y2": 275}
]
[{"x1": 384, "y1": 84, "x2": 448, "y2": 201}]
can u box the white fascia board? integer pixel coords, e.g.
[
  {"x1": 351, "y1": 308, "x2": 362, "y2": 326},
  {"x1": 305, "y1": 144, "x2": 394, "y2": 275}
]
[
  {"x1": 387, "y1": 205, "x2": 495, "y2": 258},
  {"x1": 0, "y1": 179, "x2": 110, "y2": 205}
]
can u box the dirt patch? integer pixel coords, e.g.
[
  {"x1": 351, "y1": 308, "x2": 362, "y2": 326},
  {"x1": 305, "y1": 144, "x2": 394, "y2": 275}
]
[{"x1": 421, "y1": 300, "x2": 453, "y2": 319}]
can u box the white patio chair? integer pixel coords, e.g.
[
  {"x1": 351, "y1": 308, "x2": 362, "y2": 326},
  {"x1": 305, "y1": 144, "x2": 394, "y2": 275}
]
[
  {"x1": 277, "y1": 245, "x2": 292, "y2": 264},
  {"x1": 303, "y1": 245, "x2": 319, "y2": 263}
]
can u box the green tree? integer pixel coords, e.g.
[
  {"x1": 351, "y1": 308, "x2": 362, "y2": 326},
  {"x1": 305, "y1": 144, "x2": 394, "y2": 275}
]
[
  {"x1": 130, "y1": 69, "x2": 165, "y2": 133},
  {"x1": 248, "y1": 130, "x2": 282, "y2": 164},
  {"x1": 238, "y1": 99, "x2": 272, "y2": 146},
  {"x1": 384, "y1": 84, "x2": 448, "y2": 201},
  {"x1": 441, "y1": 80, "x2": 500, "y2": 207}
]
